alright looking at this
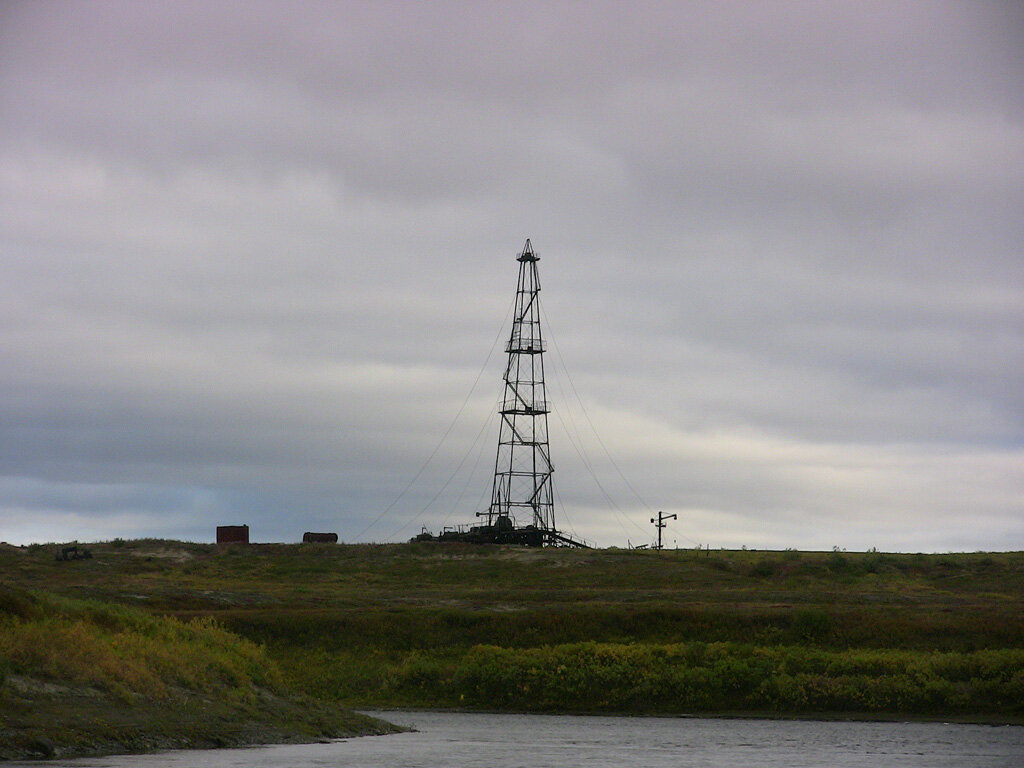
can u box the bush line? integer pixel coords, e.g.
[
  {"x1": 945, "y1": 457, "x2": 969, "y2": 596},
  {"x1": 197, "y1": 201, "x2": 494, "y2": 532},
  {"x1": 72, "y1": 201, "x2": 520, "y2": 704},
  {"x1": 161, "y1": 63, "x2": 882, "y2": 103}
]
[{"x1": 370, "y1": 642, "x2": 1024, "y2": 716}]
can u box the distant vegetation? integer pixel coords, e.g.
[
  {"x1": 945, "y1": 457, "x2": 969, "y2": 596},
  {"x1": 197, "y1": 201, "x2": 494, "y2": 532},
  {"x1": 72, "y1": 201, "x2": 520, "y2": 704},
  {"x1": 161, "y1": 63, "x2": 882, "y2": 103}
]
[{"x1": 2, "y1": 539, "x2": 1023, "y2": 751}]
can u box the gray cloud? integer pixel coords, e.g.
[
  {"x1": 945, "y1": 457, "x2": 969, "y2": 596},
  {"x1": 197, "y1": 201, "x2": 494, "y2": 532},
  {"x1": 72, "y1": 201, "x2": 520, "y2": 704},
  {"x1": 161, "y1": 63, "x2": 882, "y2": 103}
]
[{"x1": 1, "y1": 1, "x2": 1022, "y2": 550}]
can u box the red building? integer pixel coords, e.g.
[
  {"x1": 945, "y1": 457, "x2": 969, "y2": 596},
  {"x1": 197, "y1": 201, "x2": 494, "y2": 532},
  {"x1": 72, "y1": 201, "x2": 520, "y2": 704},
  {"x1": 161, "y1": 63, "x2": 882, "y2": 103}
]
[{"x1": 216, "y1": 525, "x2": 249, "y2": 544}]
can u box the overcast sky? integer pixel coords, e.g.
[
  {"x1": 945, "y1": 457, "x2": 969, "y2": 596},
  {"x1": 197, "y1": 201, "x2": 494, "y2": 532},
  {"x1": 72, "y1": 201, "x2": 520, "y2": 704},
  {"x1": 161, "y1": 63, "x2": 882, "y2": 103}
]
[{"x1": 1, "y1": 1, "x2": 1022, "y2": 551}]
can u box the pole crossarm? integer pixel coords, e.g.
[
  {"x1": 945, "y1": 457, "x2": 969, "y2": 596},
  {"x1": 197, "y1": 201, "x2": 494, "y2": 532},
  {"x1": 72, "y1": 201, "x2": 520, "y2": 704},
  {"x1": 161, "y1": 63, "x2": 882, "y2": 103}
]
[{"x1": 651, "y1": 510, "x2": 678, "y2": 550}]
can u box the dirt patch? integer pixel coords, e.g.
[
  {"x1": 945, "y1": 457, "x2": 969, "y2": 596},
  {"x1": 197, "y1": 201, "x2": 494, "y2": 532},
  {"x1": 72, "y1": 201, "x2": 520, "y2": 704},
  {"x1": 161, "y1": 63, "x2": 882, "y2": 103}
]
[
  {"x1": 130, "y1": 548, "x2": 194, "y2": 562},
  {"x1": 5, "y1": 674, "x2": 103, "y2": 698}
]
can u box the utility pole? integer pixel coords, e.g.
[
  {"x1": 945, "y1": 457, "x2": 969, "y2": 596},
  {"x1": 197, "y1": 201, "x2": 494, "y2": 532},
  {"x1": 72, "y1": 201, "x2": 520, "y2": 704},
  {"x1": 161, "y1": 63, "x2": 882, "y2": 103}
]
[{"x1": 651, "y1": 511, "x2": 677, "y2": 551}]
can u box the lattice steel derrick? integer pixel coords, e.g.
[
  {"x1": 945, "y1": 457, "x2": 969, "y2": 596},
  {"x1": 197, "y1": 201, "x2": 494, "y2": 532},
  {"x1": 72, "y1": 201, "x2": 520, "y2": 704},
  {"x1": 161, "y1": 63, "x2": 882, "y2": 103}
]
[{"x1": 485, "y1": 239, "x2": 555, "y2": 535}]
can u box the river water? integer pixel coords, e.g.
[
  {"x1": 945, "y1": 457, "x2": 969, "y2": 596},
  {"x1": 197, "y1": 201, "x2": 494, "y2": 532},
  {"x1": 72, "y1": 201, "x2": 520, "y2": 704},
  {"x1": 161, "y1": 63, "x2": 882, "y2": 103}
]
[{"x1": 19, "y1": 710, "x2": 1024, "y2": 767}]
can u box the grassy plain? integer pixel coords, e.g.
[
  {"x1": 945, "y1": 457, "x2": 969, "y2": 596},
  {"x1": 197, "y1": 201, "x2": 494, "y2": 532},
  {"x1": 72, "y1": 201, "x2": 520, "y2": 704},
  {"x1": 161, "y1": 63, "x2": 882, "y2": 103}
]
[{"x1": 2, "y1": 539, "x2": 1023, "y2": 737}]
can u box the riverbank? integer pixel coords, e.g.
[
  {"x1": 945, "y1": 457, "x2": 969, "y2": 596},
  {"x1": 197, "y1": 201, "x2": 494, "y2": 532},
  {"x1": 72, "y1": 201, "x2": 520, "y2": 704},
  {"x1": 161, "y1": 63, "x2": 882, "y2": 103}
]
[
  {"x1": 367, "y1": 705, "x2": 1024, "y2": 727},
  {"x1": 0, "y1": 588, "x2": 400, "y2": 760}
]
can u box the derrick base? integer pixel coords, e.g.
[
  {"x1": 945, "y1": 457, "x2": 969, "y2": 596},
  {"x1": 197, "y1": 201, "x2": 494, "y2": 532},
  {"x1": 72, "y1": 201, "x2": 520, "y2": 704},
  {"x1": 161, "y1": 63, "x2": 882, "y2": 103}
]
[{"x1": 412, "y1": 517, "x2": 589, "y2": 548}]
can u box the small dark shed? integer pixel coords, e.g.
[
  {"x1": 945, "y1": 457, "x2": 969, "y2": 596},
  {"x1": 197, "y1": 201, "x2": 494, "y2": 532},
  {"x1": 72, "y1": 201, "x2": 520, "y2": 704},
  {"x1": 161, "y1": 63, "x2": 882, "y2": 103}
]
[
  {"x1": 302, "y1": 532, "x2": 338, "y2": 544},
  {"x1": 216, "y1": 524, "x2": 249, "y2": 544}
]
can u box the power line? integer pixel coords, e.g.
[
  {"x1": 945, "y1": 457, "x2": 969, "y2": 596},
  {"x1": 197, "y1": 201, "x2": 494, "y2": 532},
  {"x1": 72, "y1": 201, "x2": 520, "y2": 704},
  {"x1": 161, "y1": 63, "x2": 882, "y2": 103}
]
[
  {"x1": 550, "y1": 403, "x2": 650, "y2": 540},
  {"x1": 352, "y1": 296, "x2": 514, "y2": 542},
  {"x1": 444, "y1": 408, "x2": 498, "y2": 525},
  {"x1": 387, "y1": 405, "x2": 495, "y2": 540},
  {"x1": 543, "y1": 307, "x2": 700, "y2": 548}
]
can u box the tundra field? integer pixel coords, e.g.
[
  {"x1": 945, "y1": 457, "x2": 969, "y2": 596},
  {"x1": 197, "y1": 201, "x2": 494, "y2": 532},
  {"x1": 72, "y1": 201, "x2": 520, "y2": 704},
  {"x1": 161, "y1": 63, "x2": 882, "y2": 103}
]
[{"x1": 2, "y1": 540, "x2": 1023, "y2": 757}]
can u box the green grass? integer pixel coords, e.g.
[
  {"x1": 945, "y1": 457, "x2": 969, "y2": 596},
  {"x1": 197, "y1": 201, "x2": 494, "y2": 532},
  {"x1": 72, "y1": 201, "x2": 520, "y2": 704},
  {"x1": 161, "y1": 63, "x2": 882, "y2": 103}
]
[{"x1": 2, "y1": 540, "x2": 1023, "y2": 726}]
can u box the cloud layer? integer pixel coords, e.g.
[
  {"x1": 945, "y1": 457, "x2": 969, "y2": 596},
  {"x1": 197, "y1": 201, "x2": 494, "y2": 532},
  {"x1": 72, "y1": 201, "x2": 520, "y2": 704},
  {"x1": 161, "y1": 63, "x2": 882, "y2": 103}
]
[{"x1": 2, "y1": 1, "x2": 1022, "y2": 550}]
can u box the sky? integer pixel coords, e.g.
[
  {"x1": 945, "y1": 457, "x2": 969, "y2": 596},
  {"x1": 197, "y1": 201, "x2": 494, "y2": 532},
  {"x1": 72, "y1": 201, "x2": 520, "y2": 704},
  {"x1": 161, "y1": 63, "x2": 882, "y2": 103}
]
[{"x1": 1, "y1": 1, "x2": 1022, "y2": 551}]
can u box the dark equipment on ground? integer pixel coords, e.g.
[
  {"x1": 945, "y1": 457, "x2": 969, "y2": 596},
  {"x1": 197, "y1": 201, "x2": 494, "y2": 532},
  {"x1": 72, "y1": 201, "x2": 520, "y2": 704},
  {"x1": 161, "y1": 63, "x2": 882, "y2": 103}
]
[
  {"x1": 55, "y1": 545, "x2": 92, "y2": 561},
  {"x1": 302, "y1": 532, "x2": 339, "y2": 543},
  {"x1": 414, "y1": 518, "x2": 586, "y2": 548}
]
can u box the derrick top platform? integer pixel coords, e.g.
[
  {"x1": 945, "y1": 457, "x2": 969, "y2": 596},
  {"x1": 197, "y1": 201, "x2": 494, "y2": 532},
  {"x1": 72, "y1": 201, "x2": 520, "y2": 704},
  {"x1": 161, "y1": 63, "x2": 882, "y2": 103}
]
[{"x1": 517, "y1": 238, "x2": 539, "y2": 262}]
